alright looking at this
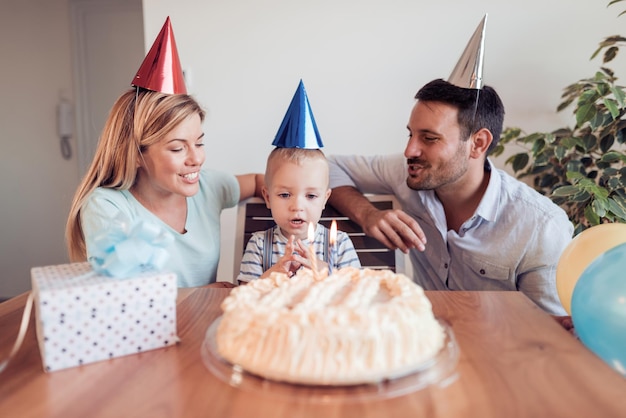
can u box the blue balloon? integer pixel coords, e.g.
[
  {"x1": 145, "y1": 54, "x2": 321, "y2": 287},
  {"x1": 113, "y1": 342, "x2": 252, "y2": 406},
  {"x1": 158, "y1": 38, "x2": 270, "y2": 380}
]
[{"x1": 572, "y1": 242, "x2": 626, "y2": 377}]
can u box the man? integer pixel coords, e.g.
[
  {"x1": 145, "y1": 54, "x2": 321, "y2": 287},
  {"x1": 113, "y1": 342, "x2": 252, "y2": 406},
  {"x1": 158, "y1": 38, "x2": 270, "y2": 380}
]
[
  {"x1": 327, "y1": 17, "x2": 573, "y2": 315},
  {"x1": 329, "y1": 78, "x2": 572, "y2": 315}
]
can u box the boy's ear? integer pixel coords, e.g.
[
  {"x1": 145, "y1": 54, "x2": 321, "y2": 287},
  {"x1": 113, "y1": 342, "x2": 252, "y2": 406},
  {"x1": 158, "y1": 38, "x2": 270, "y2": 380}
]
[
  {"x1": 261, "y1": 187, "x2": 271, "y2": 208},
  {"x1": 323, "y1": 188, "x2": 332, "y2": 206}
]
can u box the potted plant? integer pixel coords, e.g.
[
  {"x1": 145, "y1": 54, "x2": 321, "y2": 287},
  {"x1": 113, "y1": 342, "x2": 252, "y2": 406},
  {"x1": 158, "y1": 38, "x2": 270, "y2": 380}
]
[{"x1": 492, "y1": 0, "x2": 626, "y2": 235}]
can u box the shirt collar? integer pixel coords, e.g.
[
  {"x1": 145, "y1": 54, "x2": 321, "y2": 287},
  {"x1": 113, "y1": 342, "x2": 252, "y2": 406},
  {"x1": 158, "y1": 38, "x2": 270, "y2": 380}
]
[{"x1": 475, "y1": 158, "x2": 501, "y2": 223}]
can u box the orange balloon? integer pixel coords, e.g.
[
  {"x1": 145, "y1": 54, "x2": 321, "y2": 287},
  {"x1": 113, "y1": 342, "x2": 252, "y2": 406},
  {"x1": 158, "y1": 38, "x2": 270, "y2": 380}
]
[{"x1": 557, "y1": 223, "x2": 626, "y2": 314}]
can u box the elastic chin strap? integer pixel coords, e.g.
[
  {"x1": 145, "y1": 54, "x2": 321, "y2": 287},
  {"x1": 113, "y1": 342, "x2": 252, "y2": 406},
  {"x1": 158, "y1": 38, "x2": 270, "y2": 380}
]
[{"x1": 0, "y1": 292, "x2": 34, "y2": 374}]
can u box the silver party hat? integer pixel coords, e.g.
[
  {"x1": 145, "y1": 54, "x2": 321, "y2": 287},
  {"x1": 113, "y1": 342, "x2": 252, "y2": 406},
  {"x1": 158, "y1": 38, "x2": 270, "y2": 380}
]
[{"x1": 448, "y1": 14, "x2": 487, "y2": 90}]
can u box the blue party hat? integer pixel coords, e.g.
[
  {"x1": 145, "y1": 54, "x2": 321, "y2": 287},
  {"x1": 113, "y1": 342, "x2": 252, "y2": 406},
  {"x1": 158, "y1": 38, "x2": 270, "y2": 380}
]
[{"x1": 272, "y1": 80, "x2": 324, "y2": 149}]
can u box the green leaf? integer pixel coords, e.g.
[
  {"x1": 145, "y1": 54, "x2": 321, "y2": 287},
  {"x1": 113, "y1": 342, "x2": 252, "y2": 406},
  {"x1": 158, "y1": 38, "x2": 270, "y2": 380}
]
[
  {"x1": 602, "y1": 46, "x2": 619, "y2": 64},
  {"x1": 521, "y1": 132, "x2": 545, "y2": 145},
  {"x1": 571, "y1": 190, "x2": 592, "y2": 202},
  {"x1": 561, "y1": 136, "x2": 585, "y2": 149},
  {"x1": 601, "y1": 66, "x2": 616, "y2": 79},
  {"x1": 584, "y1": 204, "x2": 601, "y2": 225},
  {"x1": 597, "y1": 80, "x2": 611, "y2": 96},
  {"x1": 609, "y1": 177, "x2": 621, "y2": 189},
  {"x1": 530, "y1": 164, "x2": 552, "y2": 175},
  {"x1": 579, "y1": 88, "x2": 600, "y2": 105},
  {"x1": 566, "y1": 171, "x2": 586, "y2": 181},
  {"x1": 613, "y1": 194, "x2": 626, "y2": 214},
  {"x1": 552, "y1": 185, "x2": 579, "y2": 196},
  {"x1": 565, "y1": 161, "x2": 583, "y2": 175},
  {"x1": 581, "y1": 134, "x2": 598, "y2": 152},
  {"x1": 539, "y1": 174, "x2": 559, "y2": 189},
  {"x1": 593, "y1": 199, "x2": 608, "y2": 217},
  {"x1": 609, "y1": 199, "x2": 626, "y2": 219},
  {"x1": 554, "y1": 145, "x2": 567, "y2": 162},
  {"x1": 491, "y1": 144, "x2": 504, "y2": 158},
  {"x1": 600, "y1": 134, "x2": 615, "y2": 152},
  {"x1": 611, "y1": 85, "x2": 626, "y2": 108},
  {"x1": 601, "y1": 151, "x2": 626, "y2": 163},
  {"x1": 568, "y1": 173, "x2": 611, "y2": 199},
  {"x1": 509, "y1": 153, "x2": 529, "y2": 172},
  {"x1": 590, "y1": 110, "x2": 606, "y2": 130},
  {"x1": 500, "y1": 127, "x2": 522, "y2": 145},
  {"x1": 557, "y1": 98, "x2": 575, "y2": 112},
  {"x1": 576, "y1": 103, "x2": 597, "y2": 127},
  {"x1": 604, "y1": 98, "x2": 620, "y2": 119},
  {"x1": 531, "y1": 138, "x2": 546, "y2": 156},
  {"x1": 596, "y1": 186, "x2": 611, "y2": 200}
]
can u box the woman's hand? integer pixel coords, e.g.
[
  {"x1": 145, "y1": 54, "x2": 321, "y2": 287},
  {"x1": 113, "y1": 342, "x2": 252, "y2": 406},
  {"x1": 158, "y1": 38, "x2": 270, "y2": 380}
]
[{"x1": 236, "y1": 173, "x2": 264, "y2": 201}]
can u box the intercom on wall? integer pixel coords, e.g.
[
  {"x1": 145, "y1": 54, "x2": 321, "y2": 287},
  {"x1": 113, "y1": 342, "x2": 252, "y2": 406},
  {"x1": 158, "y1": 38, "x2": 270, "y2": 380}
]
[{"x1": 56, "y1": 98, "x2": 73, "y2": 159}]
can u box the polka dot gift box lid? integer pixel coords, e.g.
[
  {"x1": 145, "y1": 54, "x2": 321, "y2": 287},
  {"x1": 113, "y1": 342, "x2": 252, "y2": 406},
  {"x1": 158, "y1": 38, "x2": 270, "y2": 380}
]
[{"x1": 31, "y1": 262, "x2": 179, "y2": 372}]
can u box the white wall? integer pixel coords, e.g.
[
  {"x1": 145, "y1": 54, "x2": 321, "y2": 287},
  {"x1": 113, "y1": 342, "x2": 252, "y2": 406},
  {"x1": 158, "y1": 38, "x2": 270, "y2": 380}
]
[{"x1": 144, "y1": 0, "x2": 626, "y2": 282}]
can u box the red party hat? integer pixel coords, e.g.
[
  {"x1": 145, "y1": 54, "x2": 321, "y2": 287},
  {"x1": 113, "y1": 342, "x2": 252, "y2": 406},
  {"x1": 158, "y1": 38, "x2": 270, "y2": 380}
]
[{"x1": 131, "y1": 17, "x2": 187, "y2": 94}]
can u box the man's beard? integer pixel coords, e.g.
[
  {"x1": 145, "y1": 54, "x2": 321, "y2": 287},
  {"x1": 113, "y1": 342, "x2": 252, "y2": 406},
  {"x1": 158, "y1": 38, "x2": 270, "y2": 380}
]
[
  {"x1": 406, "y1": 158, "x2": 433, "y2": 190},
  {"x1": 405, "y1": 150, "x2": 468, "y2": 191}
]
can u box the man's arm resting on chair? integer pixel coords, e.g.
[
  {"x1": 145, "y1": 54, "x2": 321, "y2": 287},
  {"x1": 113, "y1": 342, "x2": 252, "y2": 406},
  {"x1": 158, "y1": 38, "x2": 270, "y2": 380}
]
[{"x1": 328, "y1": 186, "x2": 426, "y2": 253}]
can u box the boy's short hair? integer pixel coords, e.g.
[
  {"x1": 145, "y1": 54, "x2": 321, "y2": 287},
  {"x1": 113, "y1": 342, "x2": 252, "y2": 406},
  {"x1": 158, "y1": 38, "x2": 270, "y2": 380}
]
[{"x1": 265, "y1": 147, "x2": 328, "y2": 185}]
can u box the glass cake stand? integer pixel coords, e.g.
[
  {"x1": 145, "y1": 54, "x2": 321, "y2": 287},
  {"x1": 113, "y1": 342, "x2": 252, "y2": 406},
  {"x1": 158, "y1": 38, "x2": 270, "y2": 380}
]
[{"x1": 201, "y1": 317, "x2": 459, "y2": 403}]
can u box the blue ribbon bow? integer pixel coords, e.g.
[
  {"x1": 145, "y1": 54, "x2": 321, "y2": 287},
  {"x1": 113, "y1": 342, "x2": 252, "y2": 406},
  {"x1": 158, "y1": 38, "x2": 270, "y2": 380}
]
[{"x1": 88, "y1": 218, "x2": 174, "y2": 278}]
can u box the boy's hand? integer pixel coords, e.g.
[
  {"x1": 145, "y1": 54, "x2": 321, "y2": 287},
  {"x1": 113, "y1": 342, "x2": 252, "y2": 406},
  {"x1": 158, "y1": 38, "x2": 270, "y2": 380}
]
[
  {"x1": 262, "y1": 235, "x2": 304, "y2": 278},
  {"x1": 294, "y1": 239, "x2": 326, "y2": 274}
]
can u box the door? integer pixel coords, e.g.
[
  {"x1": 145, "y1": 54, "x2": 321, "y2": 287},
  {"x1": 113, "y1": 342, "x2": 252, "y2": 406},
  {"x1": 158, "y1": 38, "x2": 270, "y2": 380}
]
[{"x1": 70, "y1": 0, "x2": 144, "y2": 177}]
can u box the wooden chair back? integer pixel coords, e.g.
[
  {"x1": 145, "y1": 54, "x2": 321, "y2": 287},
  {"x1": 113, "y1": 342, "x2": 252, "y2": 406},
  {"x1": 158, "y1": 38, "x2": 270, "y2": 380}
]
[{"x1": 233, "y1": 195, "x2": 406, "y2": 276}]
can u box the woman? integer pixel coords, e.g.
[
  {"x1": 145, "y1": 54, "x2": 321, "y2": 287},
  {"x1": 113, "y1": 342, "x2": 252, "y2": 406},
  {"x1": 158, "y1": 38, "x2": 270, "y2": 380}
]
[{"x1": 66, "y1": 88, "x2": 262, "y2": 286}]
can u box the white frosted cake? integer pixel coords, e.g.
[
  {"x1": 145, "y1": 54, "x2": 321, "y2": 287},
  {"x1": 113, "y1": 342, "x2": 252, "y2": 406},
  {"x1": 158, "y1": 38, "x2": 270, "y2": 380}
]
[{"x1": 216, "y1": 267, "x2": 445, "y2": 385}]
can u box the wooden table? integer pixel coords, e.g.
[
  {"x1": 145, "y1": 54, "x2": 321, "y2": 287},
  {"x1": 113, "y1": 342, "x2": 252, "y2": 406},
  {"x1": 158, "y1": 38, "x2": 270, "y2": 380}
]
[{"x1": 1, "y1": 288, "x2": 625, "y2": 417}]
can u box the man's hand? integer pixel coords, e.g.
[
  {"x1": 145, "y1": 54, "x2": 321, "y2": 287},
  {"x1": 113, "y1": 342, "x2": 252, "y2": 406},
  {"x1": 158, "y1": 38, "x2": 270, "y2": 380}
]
[
  {"x1": 362, "y1": 207, "x2": 427, "y2": 253},
  {"x1": 552, "y1": 315, "x2": 576, "y2": 335}
]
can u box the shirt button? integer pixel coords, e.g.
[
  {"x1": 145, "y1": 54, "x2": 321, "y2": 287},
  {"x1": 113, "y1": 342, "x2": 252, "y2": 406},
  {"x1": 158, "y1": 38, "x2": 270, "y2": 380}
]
[
  {"x1": 480, "y1": 269, "x2": 486, "y2": 275},
  {"x1": 444, "y1": 263, "x2": 448, "y2": 269}
]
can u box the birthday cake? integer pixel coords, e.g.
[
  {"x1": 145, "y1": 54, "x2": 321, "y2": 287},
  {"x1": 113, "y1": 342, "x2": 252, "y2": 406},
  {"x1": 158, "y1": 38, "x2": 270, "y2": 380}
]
[{"x1": 215, "y1": 267, "x2": 445, "y2": 385}]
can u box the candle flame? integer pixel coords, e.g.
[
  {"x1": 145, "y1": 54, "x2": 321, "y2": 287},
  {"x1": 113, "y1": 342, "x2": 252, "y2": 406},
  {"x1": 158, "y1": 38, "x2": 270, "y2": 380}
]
[
  {"x1": 308, "y1": 222, "x2": 315, "y2": 242},
  {"x1": 330, "y1": 220, "x2": 337, "y2": 246}
]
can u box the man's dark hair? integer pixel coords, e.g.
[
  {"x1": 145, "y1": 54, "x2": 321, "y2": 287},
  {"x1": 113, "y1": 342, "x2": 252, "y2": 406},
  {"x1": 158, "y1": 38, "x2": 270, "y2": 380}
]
[{"x1": 414, "y1": 79, "x2": 504, "y2": 154}]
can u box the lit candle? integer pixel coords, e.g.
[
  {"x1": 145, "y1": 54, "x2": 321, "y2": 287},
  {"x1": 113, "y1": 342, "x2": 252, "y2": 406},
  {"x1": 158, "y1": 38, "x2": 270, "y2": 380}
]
[
  {"x1": 328, "y1": 220, "x2": 337, "y2": 276},
  {"x1": 308, "y1": 222, "x2": 320, "y2": 280}
]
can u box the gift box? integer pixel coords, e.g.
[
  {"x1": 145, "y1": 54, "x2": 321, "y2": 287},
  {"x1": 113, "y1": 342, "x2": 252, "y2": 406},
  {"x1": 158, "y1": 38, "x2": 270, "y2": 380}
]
[{"x1": 31, "y1": 262, "x2": 179, "y2": 372}]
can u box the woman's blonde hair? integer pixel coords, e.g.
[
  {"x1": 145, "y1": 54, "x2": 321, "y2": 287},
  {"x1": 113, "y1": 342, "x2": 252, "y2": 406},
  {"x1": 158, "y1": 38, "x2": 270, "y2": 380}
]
[{"x1": 65, "y1": 88, "x2": 205, "y2": 262}]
